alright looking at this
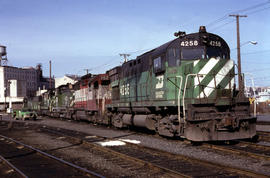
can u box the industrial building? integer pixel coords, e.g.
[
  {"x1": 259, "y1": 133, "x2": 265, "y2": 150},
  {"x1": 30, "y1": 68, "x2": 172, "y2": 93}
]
[
  {"x1": 55, "y1": 75, "x2": 79, "y2": 89},
  {"x1": 0, "y1": 66, "x2": 38, "y2": 110}
]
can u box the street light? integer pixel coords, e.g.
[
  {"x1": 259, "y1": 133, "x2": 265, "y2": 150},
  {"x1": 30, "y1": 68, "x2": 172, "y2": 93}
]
[
  {"x1": 240, "y1": 41, "x2": 258, "y2": 47},
  {"x1": 240, "y1": 41, "x2": 257, "y2": 91},
  {"x1": 231, "y1": 40, "x2": 257, "y2": 92},
  {"x1": 231, "y1": 41, "x2": 258, "y2": 50}
]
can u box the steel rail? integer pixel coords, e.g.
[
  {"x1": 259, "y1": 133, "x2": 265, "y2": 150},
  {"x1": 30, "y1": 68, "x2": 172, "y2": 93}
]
[
  {"x1": 0, "y1": 134, "x2": 105, "y2": 178},
  {"x1": 125, "y1": 140, "x2": 269, "y2": 178},
  {"x1": 42, "y1": 127, "x2": 190, "y2": 177},
  {"x1": 0, "y1": 154, "x2": 28, "y2": 178},
  {"x1": 2, "y1": 120, "x2": 269, "y2": 177},
  {"x1": 87, "y1": 141, "x2": 190, "y2": 178},
  {"x1": 257, "y1": 131, "x2": 270, "y2": 140},
  {"x1": 41, "y1": 126, "x2": 268, "y2": 178},
  {"x1": 203, "y1": 142, "x2": 270, "y2": 161}
]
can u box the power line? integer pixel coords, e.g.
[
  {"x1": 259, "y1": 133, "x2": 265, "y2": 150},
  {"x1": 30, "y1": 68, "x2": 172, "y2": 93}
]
[
  {"x1": 208, "y1": 19, "x2": 235, "y2": 31},
  {"x1": 242, "y1": 61, "x2": 270, "y2": 65},
  {"x1": 246, "y1": 6, "x2": 270, "y2": 15},
  {"x1": 206, "y1": 15, "x2": 228, "y2": 27},
  {"x1": 127, "y1": 48, "x2": 152, "y2": 55},
  {"x1": 242, "y1": 49, "x2": 270, "y2": 55},
  {"x1": 206, "y1": 1, "x2": 270, "y2": 28},
  {"x1": 231, "y1": 1, "x2": 270, "y2": 14},
  {"x1": 244, "y1": 68, "x2": 270, "y2": 72}
]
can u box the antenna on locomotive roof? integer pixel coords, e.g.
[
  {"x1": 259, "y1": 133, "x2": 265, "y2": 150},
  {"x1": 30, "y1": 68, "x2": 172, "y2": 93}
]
[{"x1": 119, "y1": 53, "x2": 130, "y2": 63}]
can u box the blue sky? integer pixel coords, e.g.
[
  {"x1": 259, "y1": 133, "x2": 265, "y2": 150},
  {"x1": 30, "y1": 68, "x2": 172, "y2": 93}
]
[{"x1": 0, "y1": 0, "x2": 269, "y2": 86}]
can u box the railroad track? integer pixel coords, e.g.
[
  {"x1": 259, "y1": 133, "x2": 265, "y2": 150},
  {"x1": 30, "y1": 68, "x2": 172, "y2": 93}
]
[
  {"x1": 197, "y1": 131, "x2": 270, "y2": 170},
  {"x1": 0, "y1": 122, "x2": 186, "y2": 177},
  {"x1": 38, "y1": 125, "x2": 269, "y2": 178},
  {"x1": 257, "y1": 131, "x2": 270, "y2": 141},
  {"x1": 39, "y1": 127, "x2": 189, "y2": 177},
  {"x1": 0, "y1": 153, "x2": 27, "y2": 178},
  {"x1": 1, "y1": 120, "x2": 270, "y2": 177},
  {"x1": 203, "y1": 140, "x2": 270, "y2": 161},
  {"x1": 0, "y1": 134, "x2": 104, "y2": 178}
]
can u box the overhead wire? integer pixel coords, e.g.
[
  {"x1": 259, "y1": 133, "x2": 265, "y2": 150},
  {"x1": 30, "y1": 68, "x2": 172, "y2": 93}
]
[
  {"x1": 231, "y1": 1, "x2": 270, "y2": 14},
  {"x1": 206, "y1": 1, "x2": 270, "y2": 29},
  {"x1": 244, "y1": 67, "x2": 270, "y2": 72},
  {"x1": 208, "y1": 19, "x2": 235, "y2": 32},
  {"x1": 80, "y1": 47, "x2": 153, "y2": 74},
  {"x1": 246, "y1": 6, "x2": 270, "y2": 15},
  {"x1": 242, "y1": 49, "x2": 270, "y2": 55},
  {"x1": 79, "y1": 1, "x2": 270, "y2": 76}
]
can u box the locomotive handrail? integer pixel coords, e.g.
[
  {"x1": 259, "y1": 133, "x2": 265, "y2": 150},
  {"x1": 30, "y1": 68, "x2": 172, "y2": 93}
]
[
  {"x1": 182, "y1": 74, "x2": 206, "y2": 123},
  {"x1": 182, "y1": 72, "x2": 235, "y2": 122},
  {"x1": 176, "y1": 76, "x2": 183, "y2": 125}
]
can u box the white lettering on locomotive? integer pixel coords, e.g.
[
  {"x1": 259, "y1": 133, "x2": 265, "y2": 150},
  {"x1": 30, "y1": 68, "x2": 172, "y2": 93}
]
[
  {"x1": 209, "y1": 41, "x2": 221, "y2": 47},
  {"x1": 180, "y1": 40, "x2": 198, "y2": 47},
  {"x1": 155, "y1": 91, "x2": 164, "y2": 99},
  {"x1": 156, "y1": 75, "x2": 164, "y2": 89},
  {"x1": 120, "y1": 83, "x2": 130, "y2": 96}
]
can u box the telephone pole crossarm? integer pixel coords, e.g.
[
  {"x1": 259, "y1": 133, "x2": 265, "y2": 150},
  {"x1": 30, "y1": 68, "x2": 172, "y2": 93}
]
[{"x1": 119, "y1": 53, "x2": 130, "y2": 63}]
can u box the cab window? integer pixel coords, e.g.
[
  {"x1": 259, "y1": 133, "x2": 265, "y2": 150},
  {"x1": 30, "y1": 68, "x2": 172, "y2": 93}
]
[
  {"x1": 181, "y1": 48, "x2": 205, "y2": 60},
  {"x1": 206, "y1": 47, "x2": 228, "y2": 59},
  {"x1": 168, "y1": 48, "x2": 180, "y2": 67},
  {"x1": 153, "y1": 57, "x2": 162, "y2": 73}
]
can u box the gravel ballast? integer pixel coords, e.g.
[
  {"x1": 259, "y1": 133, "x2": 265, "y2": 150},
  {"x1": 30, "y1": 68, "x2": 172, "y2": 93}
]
[{"x1": 1, "y1": 115, "x2": 270, "y2": 176}]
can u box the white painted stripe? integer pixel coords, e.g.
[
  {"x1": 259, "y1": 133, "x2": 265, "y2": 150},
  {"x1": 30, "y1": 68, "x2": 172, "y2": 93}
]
[
  {"x1": 198, "y1": 60, "x2": 234, "y2": 98},
  {"x1": 194, "y1": 58, "x2": 219, "y2": 86},
  {"x1": 193, "y1": 60, "x2": 200, "y2": 67},
  {"x1": 225, "y1": 78, "x2": 235, "y2": 89}
]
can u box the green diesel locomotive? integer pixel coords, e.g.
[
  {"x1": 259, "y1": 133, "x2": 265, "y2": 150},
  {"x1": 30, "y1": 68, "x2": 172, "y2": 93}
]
[{"x1": 107, "y1": 26, "x2": 256, "y2": 141}]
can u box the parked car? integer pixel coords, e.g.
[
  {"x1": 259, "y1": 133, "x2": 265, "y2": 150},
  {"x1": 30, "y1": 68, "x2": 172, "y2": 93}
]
[{"x1": 13, "y1": 109, "x2": 37, "y2": 121}]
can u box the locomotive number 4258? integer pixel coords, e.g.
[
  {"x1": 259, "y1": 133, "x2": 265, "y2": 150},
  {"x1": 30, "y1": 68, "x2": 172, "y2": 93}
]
[
  {"x1": 180, "y1": 40, "x2": 199, "y2": 47},
  {"x1": 209, "y1": 41, "x2": 221, "y2": 47},
  {"x1": 180, "y1": 40, "x2": 221, "y2": 47}
]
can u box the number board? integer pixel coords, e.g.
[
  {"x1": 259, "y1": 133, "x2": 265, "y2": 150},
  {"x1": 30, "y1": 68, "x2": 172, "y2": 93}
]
[
  {"x1": 180, "y1": 40, "x2": 222, "y2": 47},
  {"x1": 209, "y1": 41, "x2": 221, "y2": 47},
  {"x1": 180, "y1": 40, "x2": 199, "y2": 47}
]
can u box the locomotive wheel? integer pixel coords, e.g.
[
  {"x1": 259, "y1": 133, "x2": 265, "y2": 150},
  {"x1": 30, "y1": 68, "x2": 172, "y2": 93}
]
[
  {"x1": 249, "y1": 134, "x2": 259, "y2": 143},
  {"x1": 190, "y1": 140, "x2": 202, "y2": 146}
]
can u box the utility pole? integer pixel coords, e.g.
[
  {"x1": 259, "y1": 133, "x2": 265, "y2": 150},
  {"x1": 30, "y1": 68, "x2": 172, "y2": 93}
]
[
  {"x1": 119, "y1": 53, "x2": 130, "y2": 63},
  {"x1": 84, "y1": 69, "x2": 91, "y2": 74},
  {"x1": 229, "y1": 14, "x2": 247, "y2": 94},
  {"x1": 49, "y1": 60, "x2": 52, "y2": 89}
]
